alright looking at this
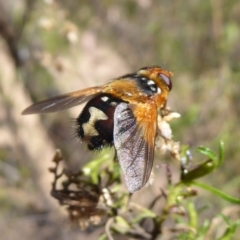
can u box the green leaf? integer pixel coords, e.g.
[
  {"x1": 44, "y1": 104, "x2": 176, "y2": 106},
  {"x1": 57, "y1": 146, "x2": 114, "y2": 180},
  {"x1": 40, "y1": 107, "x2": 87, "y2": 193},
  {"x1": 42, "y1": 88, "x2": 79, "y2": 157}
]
[
  {"x1": 82, "y1": 153, "x2": 111, "y2": 183},
  {"x1": 112, "y1": 216, "x2": 131, "y2": 234},
  {"x1": 217, "y1": 214, "x2": 240, "y2": 240},
  {"x1": 187, "y1": 202, "x2": 198, "y2": 229},
  {"x1": 190, "y1": 181, "x2": 240, "y2": 204},
  {"x1": 218, "y1": 141, "x2": 225, "y2": 167},
  {"x1": 131, "y1": 208, "x2": 157, "y2": 224},
  {"x1": 197, "y1": 219, "x2": 211, "y2": 239},
  {"x1": 182, "y1": 142, "x2": 225, "y2": 182},
  {"x1": 181, "y1": 159, "x2": 216, "y2": 182},
  {"x1": 197, "y1": 147, "x2": 218, "y2": 166}
]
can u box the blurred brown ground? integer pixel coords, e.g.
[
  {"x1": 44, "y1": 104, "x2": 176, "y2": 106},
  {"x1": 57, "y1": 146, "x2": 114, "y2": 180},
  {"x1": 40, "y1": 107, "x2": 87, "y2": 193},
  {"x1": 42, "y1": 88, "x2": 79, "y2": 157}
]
[{"x1": 0, "y1": 0, "x2": 240, "y2": 239}]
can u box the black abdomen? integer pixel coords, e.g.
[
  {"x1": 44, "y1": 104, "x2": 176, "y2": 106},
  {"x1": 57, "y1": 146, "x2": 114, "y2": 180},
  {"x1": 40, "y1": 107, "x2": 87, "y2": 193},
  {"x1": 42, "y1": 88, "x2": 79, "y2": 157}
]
[{"x1": 76, "y1": 94, "x2": 124, "y2": 150}]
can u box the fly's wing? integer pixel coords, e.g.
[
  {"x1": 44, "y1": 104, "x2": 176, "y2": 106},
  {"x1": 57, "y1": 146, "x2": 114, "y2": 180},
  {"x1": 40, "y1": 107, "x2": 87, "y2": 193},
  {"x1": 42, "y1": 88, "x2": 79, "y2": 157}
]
[
  {"x1": 22, "y1": 86, "x2": 102, "y2": 114},
  {"x1": 113, "y1": 102, "x2": 157, "y2": 193}
]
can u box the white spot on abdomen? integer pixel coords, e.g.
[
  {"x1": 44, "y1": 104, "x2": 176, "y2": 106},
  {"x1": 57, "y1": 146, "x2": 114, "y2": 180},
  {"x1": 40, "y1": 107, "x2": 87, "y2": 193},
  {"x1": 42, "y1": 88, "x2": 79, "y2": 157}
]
[
  {"x1": 101, "y1": 96, "x2": 109, "y2": 102},
  {"x1": 82, "y1": 107, "x2": 108, "y2": 137}
]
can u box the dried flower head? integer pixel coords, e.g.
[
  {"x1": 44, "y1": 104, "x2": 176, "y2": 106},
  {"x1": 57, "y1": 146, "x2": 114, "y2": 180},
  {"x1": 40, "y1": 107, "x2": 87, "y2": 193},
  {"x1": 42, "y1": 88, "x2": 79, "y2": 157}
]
[
  {"x1": 49, "y1": 150, "x2": 109, "y2": 230},
  {"x1": 156, "y1": 109, "x2": 181, "y2": 160}
]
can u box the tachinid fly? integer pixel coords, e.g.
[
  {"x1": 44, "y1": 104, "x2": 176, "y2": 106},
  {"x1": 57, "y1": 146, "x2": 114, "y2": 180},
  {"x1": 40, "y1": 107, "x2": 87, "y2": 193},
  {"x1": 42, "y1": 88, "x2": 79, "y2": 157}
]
[{"x1": 22, "y1": 66, "x2": 173, "y2": 193}]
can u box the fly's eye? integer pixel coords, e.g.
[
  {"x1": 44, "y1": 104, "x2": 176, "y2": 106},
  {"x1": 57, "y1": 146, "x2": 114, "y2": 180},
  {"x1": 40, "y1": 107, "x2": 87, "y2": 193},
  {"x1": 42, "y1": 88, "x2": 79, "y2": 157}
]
[{"x1": 159, "y1": 73, "x2": 172, "y2": 91}]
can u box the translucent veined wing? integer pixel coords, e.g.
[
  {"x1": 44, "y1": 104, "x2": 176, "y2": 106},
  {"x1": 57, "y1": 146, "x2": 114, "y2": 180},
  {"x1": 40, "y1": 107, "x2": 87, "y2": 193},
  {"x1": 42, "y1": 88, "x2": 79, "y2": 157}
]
[
  {"x1": 22, "y1": 86, "x2": 102, "y2": 114},
  {"x1": 113, "y1": 102, "x2": 157, "y2": 192}
]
